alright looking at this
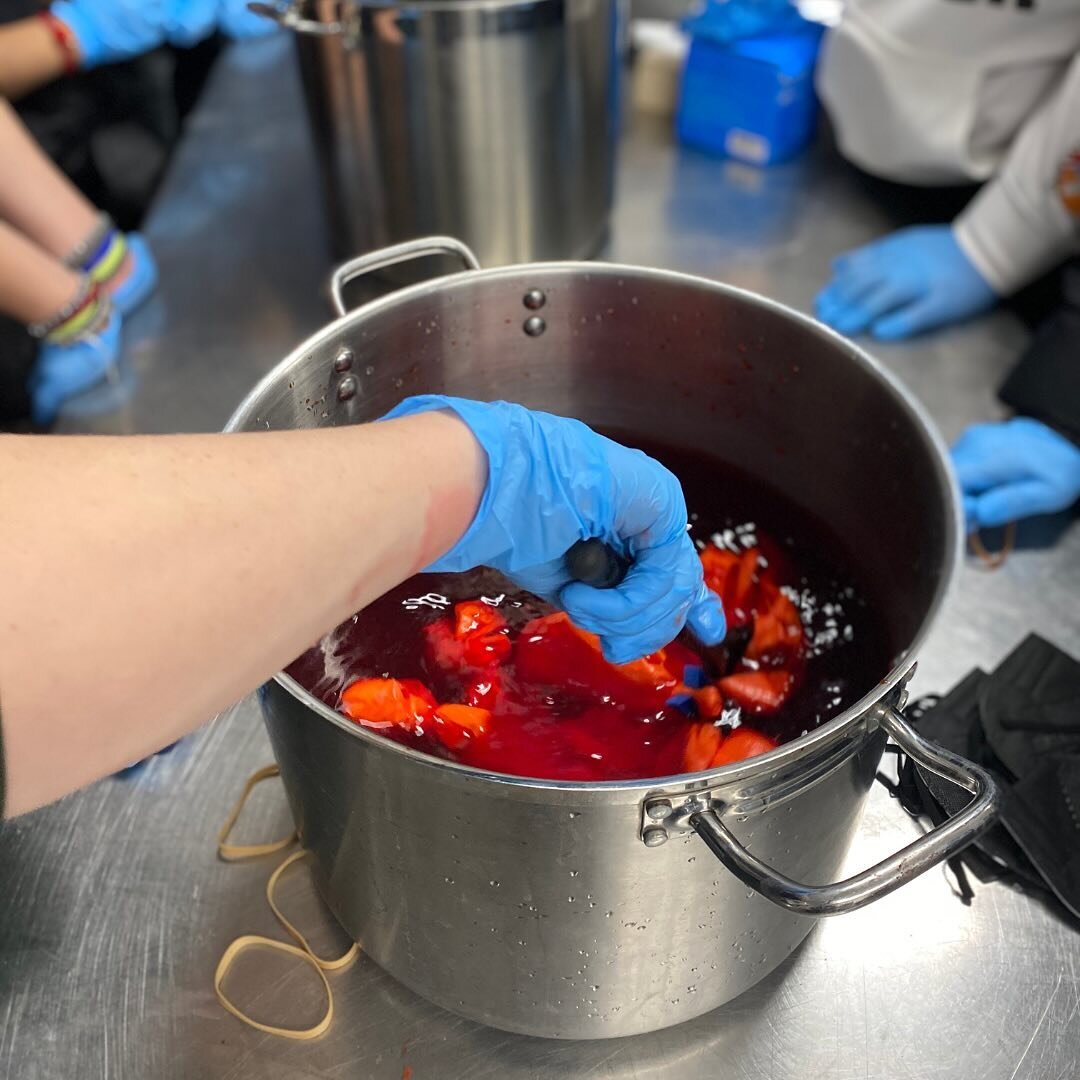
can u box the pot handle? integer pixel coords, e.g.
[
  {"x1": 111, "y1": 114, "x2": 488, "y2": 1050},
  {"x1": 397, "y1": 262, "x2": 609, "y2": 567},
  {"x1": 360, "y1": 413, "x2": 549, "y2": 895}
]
[
  {"x1": 246, "y1": 2, "x2": 343, "y2": 36},
  {"x1": 329, "y1": 237, "x2": 483, "y2": 317},
  {"x1": 689, "y1": 704, "x2": 1001, "y2": 917}
]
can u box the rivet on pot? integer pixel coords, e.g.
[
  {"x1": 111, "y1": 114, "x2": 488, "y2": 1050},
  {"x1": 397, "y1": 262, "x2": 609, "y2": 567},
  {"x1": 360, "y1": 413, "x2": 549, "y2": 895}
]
[
  {"x1": 523, "y1": 316, "x2": 546, "y2": 337},
  {"x1": 523, "y1": 289, "x2": 546, "y2": 311},
  {"x1": 334, "y1": 347, "x2": 355, "y2": 373},
  {"x1": 337, "y1": 375, "x2": 358, "y2": 402},
  {"x1": 646, "y1": 799, "x2": 673, "y2": 822},
  {"x1": 642, "y1": 826, "x2": 669, "y2": 848}
]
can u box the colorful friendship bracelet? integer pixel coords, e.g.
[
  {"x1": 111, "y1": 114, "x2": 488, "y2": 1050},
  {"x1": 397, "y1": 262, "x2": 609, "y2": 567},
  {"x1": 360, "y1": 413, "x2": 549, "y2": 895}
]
[
  {"x1": 86, "y1": 230, "x2": 128, "y2": 286},
  {"x1": 64, "y1": 215, "x2": 132, "y2": 296},
  {"x1": 27, "y1": 279, "x2": 111, "y2": 343},
  {"x1": 62, "y1": 212, "x2": 113, "y2": 272},
  {"x1": 50, "y1": 290, "x2": 111, "y2": 344},
  {"x1": 26, "y1": 277, "x2": 93, "y2": 339}
]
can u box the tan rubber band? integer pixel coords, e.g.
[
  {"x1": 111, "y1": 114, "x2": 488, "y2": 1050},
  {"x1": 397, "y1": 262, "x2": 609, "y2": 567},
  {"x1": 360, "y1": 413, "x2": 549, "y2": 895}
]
[
  {"x1": 969, "y1": 521, "x2": 1016, "y2": 571},
  {"x1": 214, "y1": 767, "x2": 359, "y2": 1039},
  {"x1": 217, "y1": 764, "x2": 297, "y2": 860},
  {"x1": 213, "y1": 934, "x2": 335, "y2": 1040},
  {"x1": 266, "y1": 849, "x2": 361, "y2": 971}
]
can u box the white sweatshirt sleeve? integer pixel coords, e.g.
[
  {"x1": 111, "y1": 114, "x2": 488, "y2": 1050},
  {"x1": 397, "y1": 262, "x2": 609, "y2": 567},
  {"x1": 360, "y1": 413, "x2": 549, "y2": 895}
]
[{"x1": 954, "y1": 52, "x2": 1080, "y2": 297}]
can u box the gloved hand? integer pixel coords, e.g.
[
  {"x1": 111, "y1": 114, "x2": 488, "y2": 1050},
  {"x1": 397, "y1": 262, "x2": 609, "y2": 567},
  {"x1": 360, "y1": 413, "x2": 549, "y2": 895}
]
[
  {"x1": 51, "y1": 0, "x2": 218, "y2": 68},
  {"x1": 382, "y1": 396, "x2": 727, "y2": 664},
  {"x1": 951, "y1": 418, "x2": 1080, "y2": 530},
  {"x1": 815, "y1": 225, "x2": 998, "y2": 341}
]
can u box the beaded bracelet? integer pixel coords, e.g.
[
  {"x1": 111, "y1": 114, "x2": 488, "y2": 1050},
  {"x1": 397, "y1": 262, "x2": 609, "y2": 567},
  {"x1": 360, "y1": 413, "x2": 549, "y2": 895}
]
[
  {"x1": 27, "y1": 279, "x2": 110, "y2": 343},
  {"x1": 62, "y1": 212, "x2": 114, "y2": 272},
  {"x1": 26, "y1": 277, "x2": 94, "y2": 339}
]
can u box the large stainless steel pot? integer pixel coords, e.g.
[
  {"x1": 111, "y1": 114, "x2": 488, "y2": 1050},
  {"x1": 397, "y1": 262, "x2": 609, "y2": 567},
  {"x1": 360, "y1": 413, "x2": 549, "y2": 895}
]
[
  {"x1": 254, "y1": 0, "x2": 624, "y2": 264},
  {"x1": 225, "y1": 237, "x2": 1000, "y2": 1039}
]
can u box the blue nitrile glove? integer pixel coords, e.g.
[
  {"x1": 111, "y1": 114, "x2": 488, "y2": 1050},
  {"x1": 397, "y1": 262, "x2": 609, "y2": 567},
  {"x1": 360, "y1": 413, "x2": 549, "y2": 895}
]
[
  {"x1": 109, "y1": 234, "x2": 158, "y2": 318},
  {"x1": 683, "y1": 0, "x2": 805, "y2": 44},
  {"x1": 382, "y1": 396, "x2": 727, "y2": 665},
  {"x1": 815, "y1": 225, "x2": 998, "y2": 341},
  {"x1": 951, "y1": 418, "x2": 1080, "y2": 531},
  {"x1": 51, "y1": 0, "x2": 218, "y2": 68},
  {"x1": 30, "y1": 308, "x2": 121, "y2": 427}
]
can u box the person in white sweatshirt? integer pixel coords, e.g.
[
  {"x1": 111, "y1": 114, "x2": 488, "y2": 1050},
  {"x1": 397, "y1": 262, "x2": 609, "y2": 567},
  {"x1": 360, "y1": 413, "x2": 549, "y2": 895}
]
[{"x1": 814, "y1": 0, "x2": 1080, "y2": 341}]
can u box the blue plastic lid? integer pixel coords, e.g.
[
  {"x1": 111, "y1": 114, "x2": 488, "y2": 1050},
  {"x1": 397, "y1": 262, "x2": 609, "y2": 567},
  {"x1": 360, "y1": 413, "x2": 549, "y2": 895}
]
[{"x1": 731, "y1": 26, "x2": 824, "y2": 77}]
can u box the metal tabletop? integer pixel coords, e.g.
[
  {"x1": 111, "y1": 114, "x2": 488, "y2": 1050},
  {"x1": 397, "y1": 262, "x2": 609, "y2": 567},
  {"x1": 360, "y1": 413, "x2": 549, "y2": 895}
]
[{"x1": 3, "y1": 35, "x2": 1079, "y2": 1080}]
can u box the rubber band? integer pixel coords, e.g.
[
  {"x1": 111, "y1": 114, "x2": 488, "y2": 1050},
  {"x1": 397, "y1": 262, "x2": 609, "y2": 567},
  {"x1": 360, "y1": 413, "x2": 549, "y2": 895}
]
[
  {"x1": 969, "y1": 521, "x2": 1016, "y2": 571},
  {"x1": 214, "y1": 934, "x2": 336, "y2": 1040},
  {"x1": 217, "y1": 764, "x2": 297, "y2": 860},
  {"x1": 214, "y1": 767, "x2": 359, "y2": 1040},
  {"x1": 266, "y1": 849, "x2": 360, "y2": 971}
]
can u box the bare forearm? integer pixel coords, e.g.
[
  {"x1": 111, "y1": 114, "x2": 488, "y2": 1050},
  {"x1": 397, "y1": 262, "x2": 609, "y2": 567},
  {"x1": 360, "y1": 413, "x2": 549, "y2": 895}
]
[
  {"x1": 0, "y1": 414, "x2": 485, "y2": 814},
  {"x1": 0, "y1": 217, "x2": 82, "y2": 324},
  {"x1": 0, "y1": 99, "x2": 99, "y2": 258},
  {"x1": 0, "y1": 20, "x2": 66, "y2": 99}
]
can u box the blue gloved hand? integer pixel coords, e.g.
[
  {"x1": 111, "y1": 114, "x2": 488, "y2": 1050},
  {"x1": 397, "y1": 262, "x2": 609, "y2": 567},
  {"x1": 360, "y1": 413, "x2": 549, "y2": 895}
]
[
  {"x1": 51, "y1": 0, "x2": 218, "y2": 68},
  {"x1": 30, "y1": 308, "x2": 121, "y2": 426},
  {"x1": 108, "y1": 234, "x2": 158, "y2": 318},
  {"x1": 382, "y1": 396, "x2": 727, "y2": 665},
  {"x1": 815, "y1": 225, "x2": 998, "y2": 341},
  {"x1": 951, "y1": 418, "x2": 1080, "y2": 530}
]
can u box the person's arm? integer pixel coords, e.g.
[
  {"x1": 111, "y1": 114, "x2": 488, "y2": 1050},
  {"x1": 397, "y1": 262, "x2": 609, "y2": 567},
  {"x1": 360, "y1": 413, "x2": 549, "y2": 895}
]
[
  {"x1": 0, "y1": 1, "x2": 281, "y2": 99},
  {"x1": 0, "y1": 1, "x2": 231, "y2": 101},
  {"x1": 0, "y1": 216, "x2": 84, "y2": 326},
  {"x1": 0, "y1": 17, "x2": 68, "y2": 100},
  {"x1": 0, "y1": 99, "x2": 100, "y2": 260},
  {"x1": 0, "y1": 401, "x2": 725, "y2": 817},
  {"x1": 954, "y1": 53, "x2": 1080, "y2": 297},
  {"x1": 0, "y1": 415, "x2": 486, "y2": 815}
]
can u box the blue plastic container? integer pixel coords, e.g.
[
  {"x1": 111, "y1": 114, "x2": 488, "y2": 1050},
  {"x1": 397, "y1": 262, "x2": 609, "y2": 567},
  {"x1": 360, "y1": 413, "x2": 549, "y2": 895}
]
[{"x1": 676, "y1": 23, "x2": 824, "y2": 166}]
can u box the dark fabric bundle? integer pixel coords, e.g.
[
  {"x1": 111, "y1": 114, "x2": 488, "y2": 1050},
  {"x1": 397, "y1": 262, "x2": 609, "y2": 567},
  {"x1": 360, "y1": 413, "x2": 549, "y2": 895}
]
[
  {"x1": 884, "y1": 634, "x2": 1080, "y2": 920},
  {"x1": 999, "y1": 263, "x2": 1080, "y2": 445}
]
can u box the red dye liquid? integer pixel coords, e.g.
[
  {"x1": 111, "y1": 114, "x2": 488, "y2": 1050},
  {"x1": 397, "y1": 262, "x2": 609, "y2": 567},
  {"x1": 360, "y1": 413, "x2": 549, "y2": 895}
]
[{"x1": 287, "y1": 444, "x2": 891, "y2": 782}]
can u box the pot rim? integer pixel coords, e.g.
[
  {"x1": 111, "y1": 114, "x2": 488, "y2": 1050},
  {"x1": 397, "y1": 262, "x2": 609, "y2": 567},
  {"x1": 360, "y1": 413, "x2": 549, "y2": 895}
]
[{"x1": 227, "y1": 259, "x2": 964, "y2": 796}]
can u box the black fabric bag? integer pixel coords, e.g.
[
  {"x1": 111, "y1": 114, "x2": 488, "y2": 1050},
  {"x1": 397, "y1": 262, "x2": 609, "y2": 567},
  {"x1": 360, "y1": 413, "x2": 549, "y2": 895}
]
[
  {"x1": 888, "y1": 635, "x2": 1080, "y2": 920},
  {"x1": 999, "y1": 263, "x2": 1080, "y2": 444}
]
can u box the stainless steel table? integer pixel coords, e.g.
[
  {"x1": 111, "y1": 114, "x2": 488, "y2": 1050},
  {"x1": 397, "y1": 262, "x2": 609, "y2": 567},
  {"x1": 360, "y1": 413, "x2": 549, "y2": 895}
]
[{"x1": 3, "y1": 36, "x2": 1079, "y2": 1080}]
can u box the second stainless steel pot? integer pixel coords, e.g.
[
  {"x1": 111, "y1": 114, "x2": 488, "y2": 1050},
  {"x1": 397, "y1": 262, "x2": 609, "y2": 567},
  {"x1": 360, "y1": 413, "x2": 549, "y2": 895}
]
[
  {"x1": 257, "y1": 0, "x2": 625, "y2": 265},
  {"x1": 226, "y1": 238, "x2": 999, "y2": 1039}
]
